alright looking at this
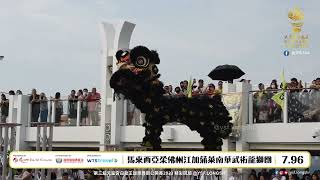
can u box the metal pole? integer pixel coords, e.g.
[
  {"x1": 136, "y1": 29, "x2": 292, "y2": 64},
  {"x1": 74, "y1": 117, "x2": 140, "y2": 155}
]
[
  {"x1": 76, "y1": 101, "x2": 81, "y2": 126},
  {"x1": 51, "y1": 101, "x2": 56, "y2": 124},
  {"x1": 46, "y1": 124, "x2": 53, "y2": 180},
  {"x1": 40, "y1": 125, "x2": 47, "y2": 180},
  {"x1": 8, "y1": 127, "x2": 15, "y2": 180},
  {"x1": 2, "y1": 126, "x2": 9, "y2": 180},
  {"x1": 0, "y1": 126, "x2": 2, "y2": 156},
  {"x1": 35, "y1": 125, "x2": 41, "y2": 179},
  {"x1": 48, "y1": 101, "x2": 52, "y2": 123},
  {"x1": 123, "y1": 100, "x2": 127, "y2": 126},
  {"x1": 28, "y1": 104, "x2": 32, "y2": 127},
  {"x1": 48, "y1": 125, "x2": 53, "y2": 151}
]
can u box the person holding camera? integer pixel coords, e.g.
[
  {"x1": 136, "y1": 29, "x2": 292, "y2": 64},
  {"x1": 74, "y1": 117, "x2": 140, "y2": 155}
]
[{"x1": 39, "y1": 92, "x2": 48, "y2": 122}]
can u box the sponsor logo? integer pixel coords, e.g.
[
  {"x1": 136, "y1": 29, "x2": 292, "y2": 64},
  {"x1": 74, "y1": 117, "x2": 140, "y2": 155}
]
[
  {"x1": 12, "y1": 157, "x2": 29, "y2": 163},
  {"x1": 56, "y1": 158, "x2": 63, "y2": 163},
  {"x1": 15, "y1": 157, "x2": 52, "y2": 163},
  {"x1": 13, "y1": 158, "x2": 18, "y2": 163},
  {"x1": 63, "y1": 158, "x2": 84, "y2": 163},
  {"x1": 87, "y1": 158, "x2": 118, "y2": 163},
  {"x1": 283, "y1": 7, "x2": 311, "y2": 56}
]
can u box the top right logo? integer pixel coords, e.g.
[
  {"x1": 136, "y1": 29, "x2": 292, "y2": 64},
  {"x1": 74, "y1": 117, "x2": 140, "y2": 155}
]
[{"x1": 284, "y1": 7, "x2": 309, "y2": 49}]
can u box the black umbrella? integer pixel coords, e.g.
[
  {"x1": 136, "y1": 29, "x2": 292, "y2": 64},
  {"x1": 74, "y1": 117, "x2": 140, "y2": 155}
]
[{"x1": 208, "y1": 65, "x2": 245, "y2": 83}]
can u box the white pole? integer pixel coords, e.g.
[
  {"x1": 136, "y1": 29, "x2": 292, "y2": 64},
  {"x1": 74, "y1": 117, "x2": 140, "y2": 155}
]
[
  {"x1": 123, "y1": 100, "x2": 127, "y2": 126},
  {"x1": 40, "y1": 125, "x2": 47, "y2": 180},
  {"x1": 76, "y1": 101, "x2": 81, "y2": 126},
  {"x1": 248, "y1": 93, "x2": 253, "y2": 124},
  {"x1": 51, "y1": 101, "x2": 56, "y2": 124},
  {"x1": 47, "y1": 100, "x2": 52, "y2": 123},
  {"x1": 35, "y1": 125, "x2": 41, "y2": 178},
  {"x1": 28, "y1": 104, "x2": 32, "y2": 126},
  {"x1": 2, "y1": 126, "x2": 9, "y2": 180}
]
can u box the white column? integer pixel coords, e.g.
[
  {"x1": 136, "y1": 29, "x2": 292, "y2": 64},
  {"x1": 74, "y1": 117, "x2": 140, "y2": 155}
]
[
  {"x1": 40, "y1": 125, "x2": 47, "y2": 180},
  {"x1": 221, "y1": 82, "x2": 236, "y2": 180},
  {"x1": 123, "y1": 100, "x2": 128, "y2": 126},
  {"x1": 48, "y1": 100, "x2": 52, "y2": 123},
  {"x1": 8, "y1": 95, "x2": 15, "y2": 123},
  {"x1": 248, "y1": 93, "x2": 253, "y2": 124},
  {"x1": 235, "y1": 82, "x2": 251, "y2": 180},
  {"x1": 100, "y1": 21, "x2": 135, "y2": 150},
  {"x1": 15, "y1": 95, "x2": 31, "y2": 150},
  {"x1": 51, "y1": 101, "x2": 56, "y2": 124},
  {"x1": 76, "y1": 101, "x2": 81, "y2": 126},
  {"x1": 28, "y1": 104, "x2": 32, "y2": 126},
  {"x1": 2, "y1": 126, "x2": 9, "y2": 180},
  {"x1": 221, "y1": 139, "x2": 235, "y2": 180}
]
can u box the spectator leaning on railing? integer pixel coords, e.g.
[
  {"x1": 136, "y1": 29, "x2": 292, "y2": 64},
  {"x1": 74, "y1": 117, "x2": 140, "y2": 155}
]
[
  {"x1": 39, "y1": 93, "x2": 48, "y2": 123},
  {"x1": 87, "y1": 88, "x2": 101, "y2": 126},
  {"x1": 82, "y1": 88, "x2": 89, "y2": 125},
  {"x1": 68, "y1": 90, "x2": 78, "y2": 126},
  {"x1": 77, "y1": 90, "x2": 87, "y2": 126},
  {"x1": 194, "y1": 79, "x2": 205, "y2": 94},
  {"x1": 253, "y1": 83, "x2": 269, "y2": 123},
  {"x1": 217, "y1": 81, "x2": 223, "y2": 94},
  {"x1": 0, "y1": 94, "x2": 9, "y2": 123},
  {"x1": 53, "y1": 92, "x2": 63, "y2": 126},
  {"x1": 30, "y1": 89, "x2": 40, "y2": 125}
]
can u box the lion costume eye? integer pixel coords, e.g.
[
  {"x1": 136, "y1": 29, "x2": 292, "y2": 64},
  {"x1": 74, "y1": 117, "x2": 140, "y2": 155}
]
[
  {"x1": 134, "y1": 56, "x2": 150, "y2": 68},
  {"x1": 130, "y1": 46, "x2": 152, "y2": 69},
  {"x1": 151, "y1": 65, "x2": 158, "y2": 74}
]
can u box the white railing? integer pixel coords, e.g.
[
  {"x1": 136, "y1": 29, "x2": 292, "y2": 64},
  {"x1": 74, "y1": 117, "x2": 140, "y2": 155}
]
[
  {"x1": 27, "y1": 98, "x2": 101, "y2": 127},
  {"x1": 249, "y1": 88, "x2": 320, "y2": 124}
]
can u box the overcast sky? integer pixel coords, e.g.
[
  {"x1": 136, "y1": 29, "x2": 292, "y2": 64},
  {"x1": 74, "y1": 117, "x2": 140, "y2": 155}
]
[{"x1": 0, "y1": 0, "x2": 318, "y2": 96}]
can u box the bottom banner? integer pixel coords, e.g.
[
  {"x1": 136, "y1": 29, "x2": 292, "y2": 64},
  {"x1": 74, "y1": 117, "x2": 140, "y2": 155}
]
[{"x1": 9, "y1": 151, "x2": 311, "y2": 169}]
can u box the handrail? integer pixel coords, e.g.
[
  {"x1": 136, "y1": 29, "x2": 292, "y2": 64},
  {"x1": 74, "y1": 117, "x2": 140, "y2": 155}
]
[
  {"x1": 28, "y1": 98, "x2": 101, "y2": 102},
  {"x1": 249, "y1": 87, "x2": 320, "y2": 93}
]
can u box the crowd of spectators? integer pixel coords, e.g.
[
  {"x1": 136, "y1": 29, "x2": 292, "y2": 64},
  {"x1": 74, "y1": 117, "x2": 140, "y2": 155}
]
[
  {"x1": 2, "y1": 77, "x2": 320, "y2": 126},
  {"x1": 0, "y1": 88, "x2": 101, "y2": 126},
  {"x1": 162, "y1": 79, "x2": 224, "y2": 97},
  {"x1": 253, "y1": 77, "x2": 320, "y2": 123}
]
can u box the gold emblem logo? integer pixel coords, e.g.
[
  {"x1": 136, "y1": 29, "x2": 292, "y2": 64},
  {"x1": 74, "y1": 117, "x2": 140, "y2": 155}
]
[{"x1": 284, "y1": 7, "x2": 309, "y2": 49}]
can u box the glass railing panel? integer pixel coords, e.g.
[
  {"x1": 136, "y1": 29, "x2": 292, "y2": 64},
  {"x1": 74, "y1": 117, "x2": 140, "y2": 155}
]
[
  {"x1": 288, "y1": 90, "x2": 320, "y2": 122},
  {"x1": 28, "y1": 97, "x2": 101, "y2": 127},
  {"x1": 252, "y1": 90, "x2": 283, "y2": 123},
  {"x1": 126, "y1": 100, "x2": 142, "y2": 126},
  {"x1": 87, "y1": 100, "x2": 101, "y2": 126}
]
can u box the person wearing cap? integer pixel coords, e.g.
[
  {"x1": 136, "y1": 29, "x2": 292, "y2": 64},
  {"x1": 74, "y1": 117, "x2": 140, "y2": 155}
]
[
  {"x1": 115, "y1": 49, "x2": 143, "y2": 74},
  {"x1": 116, "y1": 50, "x2": 133, "y2": 68}
]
